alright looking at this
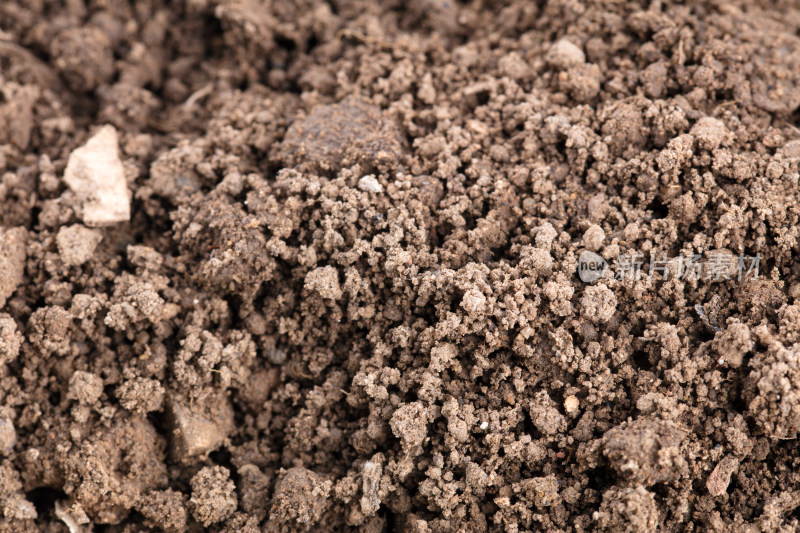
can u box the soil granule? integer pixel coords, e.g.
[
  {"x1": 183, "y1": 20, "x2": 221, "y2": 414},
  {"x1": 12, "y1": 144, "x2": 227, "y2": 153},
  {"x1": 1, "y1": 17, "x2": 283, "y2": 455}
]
[{"x1": 2, "y1": 0, "x2": 800, "y2": 531}]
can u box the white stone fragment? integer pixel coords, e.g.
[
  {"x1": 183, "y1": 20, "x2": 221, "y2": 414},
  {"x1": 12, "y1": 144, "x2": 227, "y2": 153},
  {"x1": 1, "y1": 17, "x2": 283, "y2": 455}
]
[
  {"x1": 64, "y1": 125, "x2": 131, "y2": 226},
  {"x1": 564, "y1": 395, "x2": 580, "y2": 414},
  {"x1": 0, "y1": 416, "x2": 16, "y2": 454},
  {"x1": 360, "y1": 460, "x2": 383, "y2": 516},
  {"x1": 55, "y1": 500, "x2": 90, "y2": 533},
  {"x1": 358, "y1": 175, "x2": 384, "y2": 193}
]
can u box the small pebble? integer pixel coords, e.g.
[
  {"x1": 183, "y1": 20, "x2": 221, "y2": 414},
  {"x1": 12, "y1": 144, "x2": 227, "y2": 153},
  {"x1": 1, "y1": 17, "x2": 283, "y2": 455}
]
[
  {"x1": 358, "y1": 175, "x2": 384, "y2": 193},
  {"x1": 564, "y1": 395, "x2": 580, "y2": 414},
  {"x1": 267, "y1": 347, "x2": 287, "y2": 365},
  {"x1": 63, "y1": 125, "x2": 131, "y2": 226},
  {"x1": 707, "y1": 456, "x2": 739, "y2": 497},
  {"x1": 546, "y1": 39, "x2": 585, "y2": 69},
  {"x1": 360, "y1": 460, "x2": 383, "y2": 516},
  {"x1": 167, "y1": 395, "x2": 234, "y2": 461},
  {"x1": 0, "y1": 417, "x2": 17, "y2": 454}
]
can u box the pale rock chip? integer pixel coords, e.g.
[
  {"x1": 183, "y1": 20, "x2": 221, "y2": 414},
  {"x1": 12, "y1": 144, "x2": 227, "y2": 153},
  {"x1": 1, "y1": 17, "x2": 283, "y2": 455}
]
[
  {"x1": 63, "y1": 125, "x2": 131, "y2": 226},
  {"x1": 166, "y1": 394, "x2": 234, "y2": 461},
  {"x1": 358, "y1": 175, "x2": 384, "y2": 193}
]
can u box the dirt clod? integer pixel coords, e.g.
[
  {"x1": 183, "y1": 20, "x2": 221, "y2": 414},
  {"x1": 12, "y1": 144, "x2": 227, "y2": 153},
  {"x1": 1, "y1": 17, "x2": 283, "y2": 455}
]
[
  {"x1": 595, "y1": 485, "x2": 659, "y2": 533},
  {"x1": 56, "y1": 224, "x2": 103, "y2": 266},
  {"x1": 189, "y1": 466, "x2": 237, "y2": 526},
  {"x1": 270, "y1": 467, "x2": 332, "y2": 526},
  {"x1": 277, "y1": 96, "x2": 405, "y2": 172}
]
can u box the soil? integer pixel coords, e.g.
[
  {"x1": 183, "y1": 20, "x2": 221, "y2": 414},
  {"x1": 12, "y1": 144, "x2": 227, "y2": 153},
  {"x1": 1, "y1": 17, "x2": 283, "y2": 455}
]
[{"x1": 1, "y1": 0, "x2": 800, "y2": 531}]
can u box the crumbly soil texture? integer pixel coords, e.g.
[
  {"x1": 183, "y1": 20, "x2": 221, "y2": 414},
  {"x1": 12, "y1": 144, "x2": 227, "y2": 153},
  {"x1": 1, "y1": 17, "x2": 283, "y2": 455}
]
[{"x1": 2, "y1": 0, "x2": 800, "y2": 531}]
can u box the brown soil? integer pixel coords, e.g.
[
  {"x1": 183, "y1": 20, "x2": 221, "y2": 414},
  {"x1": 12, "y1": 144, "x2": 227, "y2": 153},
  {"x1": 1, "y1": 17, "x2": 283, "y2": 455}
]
[{"x1": 2, "y1": 0, "x2": 800, "y2": 531}]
